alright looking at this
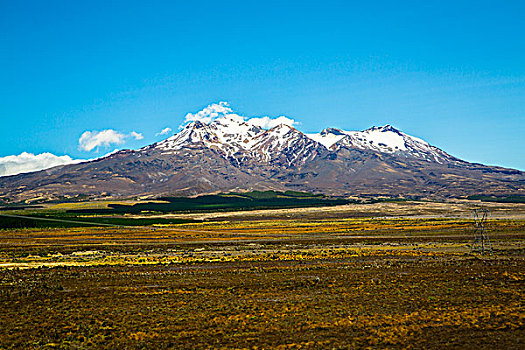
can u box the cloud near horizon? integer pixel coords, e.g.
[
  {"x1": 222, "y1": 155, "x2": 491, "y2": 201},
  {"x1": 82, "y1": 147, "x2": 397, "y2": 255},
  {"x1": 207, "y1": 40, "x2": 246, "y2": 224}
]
[
  {"x1": 78, "y1": 129, "x2": 143, "y2": 152},
  {"x1": 183, "y1": 102, "x2": 298, "y2": 129},
  {"x1": 0, "y1": 152, "x2": 84, "y2": 177}
]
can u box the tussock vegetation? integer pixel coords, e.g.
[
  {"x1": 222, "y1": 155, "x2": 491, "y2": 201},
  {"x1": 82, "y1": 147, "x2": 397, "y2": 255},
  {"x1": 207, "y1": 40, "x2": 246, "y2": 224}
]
[{"x1": 0, "y1": 216, "x2": 524, "y2": 348}]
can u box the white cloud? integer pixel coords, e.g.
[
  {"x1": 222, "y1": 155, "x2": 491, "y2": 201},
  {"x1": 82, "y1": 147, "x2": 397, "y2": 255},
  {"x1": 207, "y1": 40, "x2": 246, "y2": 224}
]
[
  {"x1": 78, "y1": 129, "x2": 144, "y2": 152},
  {"x1": 130, "y1": 131, "x2": 144, "y2": 140},
  {"x1": 184, "y1": 101, "x2": 236, "y2": 124},
  {"x1": 246, "y1": 116, "x2": 298, "y2": 129},
  {"x1": 79, "y1": 129, "x2": 126, "y2": 152},
  {"x1": 0, "y1": 152, "x2": 84, "y2": 177},
  {"x1": 156, "y1": 127, "x2": 172, "y2": 136},
  {"x1": 183, "y1": 101, "x2": 298, "y2": 129}
]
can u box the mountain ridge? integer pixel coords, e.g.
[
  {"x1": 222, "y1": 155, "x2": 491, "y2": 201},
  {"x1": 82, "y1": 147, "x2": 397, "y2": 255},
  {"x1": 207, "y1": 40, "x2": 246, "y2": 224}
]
[{"x1": 0, "y1": 115, "x2": 523, "y2": 203}]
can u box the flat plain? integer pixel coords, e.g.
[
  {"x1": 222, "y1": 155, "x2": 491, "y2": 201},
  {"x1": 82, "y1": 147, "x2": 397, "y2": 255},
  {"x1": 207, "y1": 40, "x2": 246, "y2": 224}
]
[{"x1": 0, "y1": 200, "x2": 524, "y2": 349}]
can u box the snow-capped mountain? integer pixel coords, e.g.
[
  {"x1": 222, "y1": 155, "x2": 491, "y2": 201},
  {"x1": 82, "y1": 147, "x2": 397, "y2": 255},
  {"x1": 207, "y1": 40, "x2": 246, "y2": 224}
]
[
  {"x1": 1, "y1": 109, "x2": 524, "y2": 203},
  {"x1": 145, "y1": 118, "x2": 324, "y2": 167},
  {"x1": 145, "y1": 115, "x2": 458, "y2": 166},
  {"x1": 151, "y1": 116, "x2": 264, "y2": 156},
  {"x1": 307, "y1": 125, "x2": 457, "y2": 163},
  {"x1": 249, "y1": 124, "x2": 322, "y2": 165}
]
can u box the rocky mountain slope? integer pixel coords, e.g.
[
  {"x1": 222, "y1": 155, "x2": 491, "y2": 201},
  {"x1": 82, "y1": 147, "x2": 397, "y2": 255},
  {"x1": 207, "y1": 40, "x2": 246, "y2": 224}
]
[{"x1": 1, "y1": 115, "x2": 524, "y2": 203}]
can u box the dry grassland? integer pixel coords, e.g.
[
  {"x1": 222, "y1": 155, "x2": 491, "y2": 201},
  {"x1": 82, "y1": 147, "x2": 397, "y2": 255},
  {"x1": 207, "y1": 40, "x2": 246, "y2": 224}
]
[{"x1": 0, "y1": 203, "x2": 523, "y2": 349}]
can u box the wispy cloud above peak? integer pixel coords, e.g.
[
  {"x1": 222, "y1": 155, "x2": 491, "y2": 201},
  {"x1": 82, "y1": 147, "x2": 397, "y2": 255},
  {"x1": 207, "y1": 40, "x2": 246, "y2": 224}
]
[
  {"x1": 247, "y1": 116, "x2": 298, "y2": 129},
  {"x1": 156, "y1": 127, "x2": 172, "y2": 137},
  {"x1": 182, "y1": 101, "x2": 298, "y2": 129},
  {"x1": 183, "y1": 101, "x2": 237, "y2": 124}
]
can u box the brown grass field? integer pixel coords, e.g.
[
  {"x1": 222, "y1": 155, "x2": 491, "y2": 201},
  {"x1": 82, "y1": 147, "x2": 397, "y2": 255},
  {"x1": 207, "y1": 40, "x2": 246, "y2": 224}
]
[{"x1": 0, "y1": 202, "x2": 524, "y2": 349}]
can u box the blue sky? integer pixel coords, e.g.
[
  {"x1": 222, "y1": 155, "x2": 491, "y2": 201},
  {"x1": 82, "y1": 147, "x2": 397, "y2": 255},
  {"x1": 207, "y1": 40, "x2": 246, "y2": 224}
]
[{"x1": 1, "y1": 0, "x2": 524, "y2": 171}]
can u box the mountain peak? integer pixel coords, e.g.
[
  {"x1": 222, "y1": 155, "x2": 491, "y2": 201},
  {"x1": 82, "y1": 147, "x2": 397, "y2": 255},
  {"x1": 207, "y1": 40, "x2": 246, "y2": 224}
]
[
  {"x1": 269, "y1": 123, "x2": 296, "y2": 132},
  {"x1": 150, "y1": 104, "x2": 458, "y2": 165},
  {"x1": 189, "y1": 120, "x2": 207, "y2": 129},
  {"x1": 320, "y1": 127, "x2": 346, "y2": 136},
  {"x1": 364, "y1": 124, "x2": 402, "y2": 134},
  {"x1": 3, "y1": 103, "x2": 524, "y2": 203}
]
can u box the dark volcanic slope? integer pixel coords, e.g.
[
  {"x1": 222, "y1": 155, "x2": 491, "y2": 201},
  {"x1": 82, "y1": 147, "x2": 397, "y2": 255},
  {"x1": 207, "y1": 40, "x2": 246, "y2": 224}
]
[
  {"x1": 0, "y1": 147, "x2": 287, "y2": 202},
  {"x1": 282, "y1": 146, "x2": 525, "y2": 198},
  {"x1": 1, "y1": 120, "x2": 524, "y2": 203}
]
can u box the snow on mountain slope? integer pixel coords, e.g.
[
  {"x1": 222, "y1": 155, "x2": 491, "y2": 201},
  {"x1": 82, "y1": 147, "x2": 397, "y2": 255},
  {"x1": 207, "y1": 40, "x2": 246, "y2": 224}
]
[
  {"x1": 305, "y1": 128, "x2": 346, "y2": 149},
  {"x1": 146, "y1": 102, "x2": 456, "y2": 165},
  {"x1": 250, "y1": 124, "x2": 321, "y2": 165},
  {"x1": 148, "y1": 116, "x2": 264, "y2": 157},
  {"x1": 344, "y1": 125, "x2": 407, "y2": 152},
  {"x1": 307, "y1": 125, "x2": 457, "y2": 163},
  {"x1": 308, "y1": 125, "x2": 408, "y2": 152},
  {"x1": 3, "y1": 101, "x2": 523, "y2": 203}
]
